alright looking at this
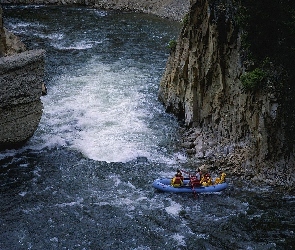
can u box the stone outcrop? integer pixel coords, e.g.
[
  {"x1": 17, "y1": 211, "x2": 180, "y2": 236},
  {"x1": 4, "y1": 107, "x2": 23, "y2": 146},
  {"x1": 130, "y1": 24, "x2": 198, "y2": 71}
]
[
  {"x1": 3, "y1": 28, "x2": 27, "y2": 55},
  {"x1": 159, "y1": 0, "x2": 295, "y2": 186},
  {"x1": 0, "y1": 6, "x2": 45, "y2": 150},
  {"x1": 0, "y1": 0, "x2": 189, "y2": 21},
  {"x1": 0, "y1": 49, "x2": 45, "y2": 149}
]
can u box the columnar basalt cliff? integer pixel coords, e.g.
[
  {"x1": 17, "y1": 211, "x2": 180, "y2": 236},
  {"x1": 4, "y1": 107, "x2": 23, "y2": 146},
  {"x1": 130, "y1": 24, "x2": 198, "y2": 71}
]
[
  {"x1": 0, "y1": 6, "x2": 45, "y2": 149},
  {"x1": 0, "y1": 0, "x2": 189, "y2": 21},
  {"x1": 159, "y1": 0, "x2": 295, "y2": 186}
]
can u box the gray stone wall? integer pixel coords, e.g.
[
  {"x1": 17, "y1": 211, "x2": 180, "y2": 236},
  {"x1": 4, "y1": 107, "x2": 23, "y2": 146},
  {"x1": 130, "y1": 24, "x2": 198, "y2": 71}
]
[{"x1": 0, "y1": 49, "x2": 45, "y2": 149}]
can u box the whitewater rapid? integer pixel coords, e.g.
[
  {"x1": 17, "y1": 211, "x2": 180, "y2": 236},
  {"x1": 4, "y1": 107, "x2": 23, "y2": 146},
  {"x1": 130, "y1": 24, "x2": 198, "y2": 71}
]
[{"x1": 4, "y1": 5, "x2": 184, "y2": 163}]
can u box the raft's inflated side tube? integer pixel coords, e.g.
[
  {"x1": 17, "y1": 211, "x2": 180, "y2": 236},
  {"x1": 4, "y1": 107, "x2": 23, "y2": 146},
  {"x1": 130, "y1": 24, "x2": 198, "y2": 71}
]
[{"x1": 152, "y1": 178, "x2": 228, "y2": 193}]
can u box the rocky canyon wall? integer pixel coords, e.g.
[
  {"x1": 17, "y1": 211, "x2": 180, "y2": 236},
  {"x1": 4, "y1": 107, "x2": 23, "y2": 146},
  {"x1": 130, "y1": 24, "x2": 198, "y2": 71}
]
[
  {"x1": 159, "y1": 0, "x2": 295, "y2": 186},
  {"x1": 0, "y1": 6, "x2": 45, "y2": 149},
  {"x1": 0, "y1": 7, "x2": 5, "y2": 56}
]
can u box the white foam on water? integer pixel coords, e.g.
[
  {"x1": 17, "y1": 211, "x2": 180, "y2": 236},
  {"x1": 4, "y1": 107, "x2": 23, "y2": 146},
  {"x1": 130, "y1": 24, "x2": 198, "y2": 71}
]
[
  {"x1": 8, "y1": 21, "x2": 46, "y2": 30},
  {"x1": 195, "y1": 233, "x2": 209, "y2": 239},
  {"x1": 94, "y1": 201, "x2": 110, "y2": 206},
  {"x1": 53, "y1": 40, "x2": 96, "y2": 50},
  {"x1": 133, "y1": 246, "x2": 151, "y2": 250},
  {"x1": 165, "y1": 200, "x2": 182, "y2": 216},
  {"x1": 171, "y1": 233, "x2": 186, "y2": 247},
  {"x1": 94, "y1": 10, "x2": 108, "y2": 17},
  {"x1": 19, "y1": 191, "x2": 27, "y2": 197},
  {"x1": 118, "y1": 198, "x2": 136, "y2": 211},
  {"x1": 27, "y1": 56, "x2": 178, "y2": 163},
  {"x1": 50, "y1": 237, "x2": 59, "y2": 243},
  {"x1": 283, "y1": 195, "x2": 295, "y2": 203},
  {"x1": 4, "y1": 8, "x2": 181, "y2": 166},
  {"x1": 127, "y1": 181, "x2": 136, "y2": 189},
  {"x1": 55, "y1": 197, "x2": 84, "y2": 208},
  {"x1": 38, "y1": 32, "x2": 64, "y2": 41},
  {"x1": 0, "y1": 149, "x2": 20, "y2": 160},
  {"x1": 108, "y1": 174, "x2": 122, "y2": 187}
]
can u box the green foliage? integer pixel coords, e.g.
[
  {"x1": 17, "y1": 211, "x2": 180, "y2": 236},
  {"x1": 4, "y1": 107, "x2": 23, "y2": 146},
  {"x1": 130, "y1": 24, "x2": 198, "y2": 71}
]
[
  {"x1": 241, "y1": 68, "x2": 266, "y2": 91},
  {"x1": 238, "y1": 1, "x2": 295, "y2": 70},
  {"x1": 167, "y1": 39, "x2": 177, "y2": 51},
  {"x1": 237, "y1": 1, "x2": 295, "y2": 91},
  {"x1": 237, "y1": 0, "x2": 295, "y2": 150},
  {"x1": 181, "y1": 13, "x2": 189, "y2": 27}
]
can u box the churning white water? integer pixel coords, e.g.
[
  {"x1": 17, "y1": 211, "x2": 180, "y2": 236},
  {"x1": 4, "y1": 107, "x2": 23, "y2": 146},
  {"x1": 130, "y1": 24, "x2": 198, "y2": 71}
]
[
  {"x1": 2, "y1": 6, "x2": 295, "y2": 250},
  {"x1": 6, "y1": 6, "x2": 184, "y2": 163},
  {"x1": 32, "y1": 58, "x2": 173, "y2": 162}
]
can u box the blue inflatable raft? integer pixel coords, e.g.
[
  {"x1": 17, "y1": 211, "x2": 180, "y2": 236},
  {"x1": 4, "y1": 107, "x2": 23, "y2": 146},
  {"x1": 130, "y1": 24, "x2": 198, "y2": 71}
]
[{"x1": 152, "y1": 178, "x2": 228, "y2": 193}]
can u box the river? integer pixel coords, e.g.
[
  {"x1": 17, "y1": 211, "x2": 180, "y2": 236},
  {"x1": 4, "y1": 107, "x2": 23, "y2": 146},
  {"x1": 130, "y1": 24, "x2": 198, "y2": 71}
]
[{"x1": 1, "y1": 5, "x2": 295, "y2": 250}]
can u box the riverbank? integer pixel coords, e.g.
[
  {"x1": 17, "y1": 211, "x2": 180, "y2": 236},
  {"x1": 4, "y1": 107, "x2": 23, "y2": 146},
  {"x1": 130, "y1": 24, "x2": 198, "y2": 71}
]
[
  {"x1": 0, "y1": 0, "x2": 190, "y2": 21},
  {"x1": 180, "y1": 127, "x2": 295, "y2": 189}
]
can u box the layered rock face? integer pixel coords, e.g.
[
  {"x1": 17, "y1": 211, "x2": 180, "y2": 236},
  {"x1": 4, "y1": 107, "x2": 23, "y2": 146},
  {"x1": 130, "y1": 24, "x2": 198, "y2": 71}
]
[
  {"x1": 0, "y1": 0, "x2": 189, "y2": 21},
  {"x1": 0, "y1": 7, "x2": 5, "y2": 56},
  {"x1": 159, "y1": 0, "x2": 294, "y2": 186},
  {"x1": 0, "y1": 6, "x2": 45, "y2": 149}
]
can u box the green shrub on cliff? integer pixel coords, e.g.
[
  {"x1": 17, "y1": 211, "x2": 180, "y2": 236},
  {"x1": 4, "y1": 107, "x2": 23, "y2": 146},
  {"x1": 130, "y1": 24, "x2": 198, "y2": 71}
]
[
  {"x1": 238, "y1": 0, "x2": 295, "y2": 150},
  {"x1": 241, "y1": 68, "x2": 266, "y2": 91},
  {"x1": 167, "y1": 39, "x2": 177, "y2": 52},
  {"x1": 181, "y1": 13, "x2": 189, "y2": 27},
  {"x1": 238, "y1": 0, "x2": 295, "y2": 81}
]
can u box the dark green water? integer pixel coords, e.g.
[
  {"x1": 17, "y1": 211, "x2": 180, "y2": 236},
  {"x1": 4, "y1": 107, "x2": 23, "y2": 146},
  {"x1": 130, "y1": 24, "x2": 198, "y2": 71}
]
[{"x1": 1, "y1": 5, "x2": 295, "y2": 250}]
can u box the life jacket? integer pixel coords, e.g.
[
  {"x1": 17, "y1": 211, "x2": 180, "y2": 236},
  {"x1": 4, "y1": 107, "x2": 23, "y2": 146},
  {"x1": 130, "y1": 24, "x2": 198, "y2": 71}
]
[
  {"x1": 177, "y1": 173, "x2": 184, "y2": 181},
  {"x1": 190, "y1": 176, "x2": 201, "y2": 187},
  {"x1": 201, "y1": 173, "x2": 212, "y2": 186},
  {"x1": 171, "y1": 176, "x2": 183, "y2": 187}
]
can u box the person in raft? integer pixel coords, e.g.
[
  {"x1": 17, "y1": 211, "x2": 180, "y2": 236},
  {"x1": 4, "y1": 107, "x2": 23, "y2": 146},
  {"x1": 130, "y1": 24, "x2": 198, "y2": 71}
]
[
  {"x1": 171, "y1": 169, "x2": 184, "y2": 187},
  {"x1": 195, "y1": 168, "x2": 202, "y2": 181},
  {"x1": 189, "y1": 169, "x2": 202, "y2": 187},
  {"x1": 176, "y1": 169, "x2": 184, "y2": 181}
]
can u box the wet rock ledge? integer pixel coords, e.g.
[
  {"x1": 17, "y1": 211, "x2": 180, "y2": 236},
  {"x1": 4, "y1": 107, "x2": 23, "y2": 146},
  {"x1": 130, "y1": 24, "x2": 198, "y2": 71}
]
[{"x1": 0, "y1": 6, "x2": 45, "y2": 150}]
